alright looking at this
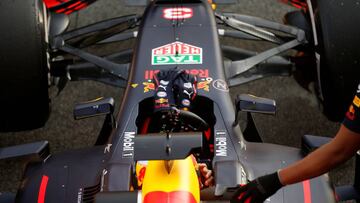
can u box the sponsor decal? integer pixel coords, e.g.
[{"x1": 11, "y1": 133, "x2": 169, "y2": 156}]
[
  {"x1": 138, "y1": 166, "x2": 146, "y2": 183},
  {"x1": 157, "y1": 82, "x2": 168, "y2": 94},
  {"x1": 122, "y1": 132, "x2": 135, "y2": 158},
  {"x1": 160, "y1": 80, "x2": 169, "y2": 85},
  {"x1": 145, "y1": 69, "x2": 209, "y2": 80},
  {"x1": 157, "y1": 91, "x2": 167, "y2": 98},
  {"x1": 135, "y1": 161, "x2": 149, "y2": 187},
  {"x1": 183, "y1": 89, "x2": 194, "y2": 99},
  {"x1": 155, "y1": 98, "x2": 168, "y2": 104},
  {"x1": 152, "y1": 42, "x2": 202, "y2": 65},
  {"x1": 104, "y1": 144, "x2": 112, "y2": 154},
  {"x1": 215, "y1": 130, "x2": 227, "y2": 157},
  {"x1": 184, "y1": 82, "x2": 192, "y2": 89},
  {"x1": 143, "y1": 69, "x2": 211, "y2": 93},
  {"x1": 154, "y1": 98, "x2": 170, "y2": 109},
  {"x1": 155, "y1": 103, "x2": 170, "y2": 109},
  {"x1": 77, "y1": 188, "x2": 83, "y2": 203},
  {"x1": 143, "y1": 82, "x2": 156, "y2": 93},
  {"x1": 197, "y1": 77, "x2": 212, "y2": 92},
  {"x1": 346, "y1": 105, "x2": 356, "y2": 121},
  {"x1": 131, "y1": 83, "x2": 138, "y2": 88},
  {"x1": 155, "y1": 98, "x2": 170, "y2": 109},
  {"x1": 163, "y1": 7, "x2": 193, "y2": 20},
  {"x1": 353, "y1": 96, "x2": 360, "y2": 108},
  {"x1": 212, "y1": 79, "x2": 229, "y2": 92},
  {"x1": 182, "y1": 99, "x2": 190, "y2": 107},
  {"x1": 144, "y1": 80, "x2": 210, "y2": 93},
  {"x1": 240, "y1": 167, "x2": 247, "y2": 185},
  {"x1": 100, "y1": 169, "x2": 108, "y2": 191}
]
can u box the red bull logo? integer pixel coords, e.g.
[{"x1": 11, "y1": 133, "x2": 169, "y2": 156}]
[
  {"x1": 143, "y1": 82, "x2": 156, "y2": 93},
  {"x1": 141, "y1": 157, "x2": 200, "y2": 203}
]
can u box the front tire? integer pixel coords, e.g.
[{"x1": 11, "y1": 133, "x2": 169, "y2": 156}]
[
  {"x1": 0, "y1": 0, "x2": 50, "y2": 131},
  {"x1": 311, "y1": 0, "x2": 360, "y2": 121}
]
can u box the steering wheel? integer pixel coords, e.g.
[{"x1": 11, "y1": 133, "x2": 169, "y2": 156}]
[{"x1": 169, "y1": 107, "x2": 209, "y2": 131}]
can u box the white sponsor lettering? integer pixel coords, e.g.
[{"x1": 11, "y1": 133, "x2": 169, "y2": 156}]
[
  {"x1": 77, "y1": 188, "x2": 83, "y2": 203},
  {"x1": 183, "y1": 55, "x2": 199, "y2": 63},
  {"x1": 123, "y1": 132, "x2": 135, "y2": 157},
  {"x1": 156, "y1": 56, "x2": 170, "y2": 64},
  {"x1": 216, "y1": 137, "x2": 227, "y2": 156},
  {"x1": 172, "y1": 55, "x2": 186, "y2": 63},
  {"x1": 152, "y1": 42, "x2": 203, "y2": 65}
]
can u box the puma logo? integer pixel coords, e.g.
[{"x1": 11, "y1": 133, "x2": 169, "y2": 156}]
[
  {"x1": 158, "y1": 85, "x2": 167, "y2": 91},
  {"x1": 183, "y1": 90, "x2": 193, "y2": 98}
]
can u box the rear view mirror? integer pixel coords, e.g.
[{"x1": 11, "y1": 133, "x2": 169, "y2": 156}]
[
  {"x1": 73, "y1": 97, "x2": 114, "y2": 120},
  {"x1": 236, "y1": 94, "x2": 276, "y2": 115},
  {"x1": 234, "y1": 94, "x2": 276, "y2": 127}
]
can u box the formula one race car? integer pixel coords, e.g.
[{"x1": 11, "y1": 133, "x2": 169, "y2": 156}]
[{"x1": 0, "y1": 0, "x2": 359, "y2": 203}]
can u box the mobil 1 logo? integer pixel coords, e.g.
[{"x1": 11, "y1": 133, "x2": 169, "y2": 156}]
[
  {"x1": 122, "y1": 132, "x2": 135, "y2": 158},
  {"x1": 215, "y1": 130, "x2": 227, "y2": 157}
]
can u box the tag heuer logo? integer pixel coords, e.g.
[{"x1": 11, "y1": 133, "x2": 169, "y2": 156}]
[{"x1": 152, "y1": 42, "x2": 202, "y2": 65}]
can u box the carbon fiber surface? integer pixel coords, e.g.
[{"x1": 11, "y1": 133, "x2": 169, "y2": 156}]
[{"x1": 0, "y1": 1, "x2": 352, "y2": 202}]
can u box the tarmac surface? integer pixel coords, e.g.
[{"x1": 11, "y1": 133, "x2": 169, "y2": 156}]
[{"x1": 0, "y1": 0, "x2": 354, "y2": 202}]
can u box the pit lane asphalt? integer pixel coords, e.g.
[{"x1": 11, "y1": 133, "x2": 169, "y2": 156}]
[{"x1": 0, "y1": 0, "x2": 352, "y2": 201}]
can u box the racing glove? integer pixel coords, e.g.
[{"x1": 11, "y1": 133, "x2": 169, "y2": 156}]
[
  {"x1": 231, "y1": 172, "x2": 283, "y2": 203},
  {"x1": 174, "y1": 72, "x2": 197, "y2": 110},
  {"x1": 153, "y1": 68, "x2": 184, "y2": 112}
]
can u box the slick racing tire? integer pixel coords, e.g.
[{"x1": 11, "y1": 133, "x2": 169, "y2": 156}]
[
  {"x1": 0, "y1": 0, "x2": 50, "y2": 131},
  {"x1": 310, "y1": 0, "x2": 360, "y2": 121}
]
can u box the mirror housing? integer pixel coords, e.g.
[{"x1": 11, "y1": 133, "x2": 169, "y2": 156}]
[
  {"x1": 236, "y1": 94, "x2": 276, "y2": 114},
  {"x1": 73, "y1": 97, "x2": 114, "y2": 120},
  {"x1": 234, "y1": 94, "x2": 276, "y2": 126}
]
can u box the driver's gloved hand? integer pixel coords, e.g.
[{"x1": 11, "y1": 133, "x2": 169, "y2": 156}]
[
  {"x1": 153, "y1": 68, "x2": 184, "y2": 112},
  {"x1": 231, "y1": 172, "x2": 283, "y2": 203},
  {"x1": 174, "y1": 72, "x2": 197, "y2": 110}
]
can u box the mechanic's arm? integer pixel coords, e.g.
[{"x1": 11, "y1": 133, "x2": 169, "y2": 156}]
[
  {"x1": 279, "y1": 124, "x2": 360, "y2": 185},
  {"x1": 231, "y1": 126, "x2": 360, "y2": 203},
  {"x1": 231, "y1": 85, "x2": 360, "y2": 203}
]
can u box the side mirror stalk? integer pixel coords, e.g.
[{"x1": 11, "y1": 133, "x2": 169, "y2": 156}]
[{"x1": 233, "y1": 94, "x2": 276, "y2": 126}]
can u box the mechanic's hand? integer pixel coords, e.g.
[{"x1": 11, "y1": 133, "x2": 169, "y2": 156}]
[
  {"x1": 231, "y1": 172, "x2": 283, "y2": 203},
  {"x1": 153, "y1": 68, "x2": 184, "y2": 112},
  {"x1": 198, "y1": 163, "x2": 214, "y2": 188},
  {"x1": 174, "y1": 72, "x2": 197, "y2": 110}
]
